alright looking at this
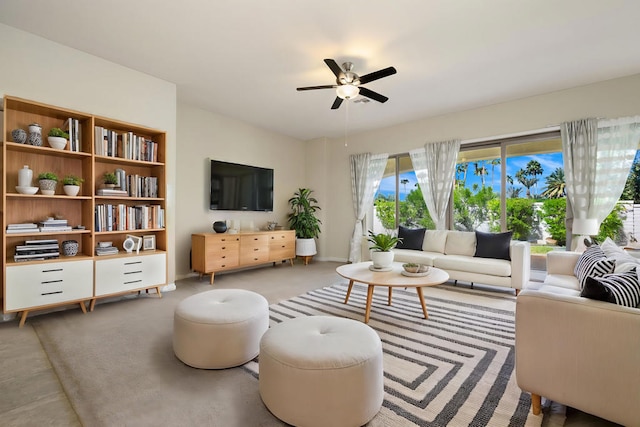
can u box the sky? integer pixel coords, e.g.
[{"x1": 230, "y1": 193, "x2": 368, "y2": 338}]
[{"x1": 377, "y1": 152, "x2": 564, "y2": 200}]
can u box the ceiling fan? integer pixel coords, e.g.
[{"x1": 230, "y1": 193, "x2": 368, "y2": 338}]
[{"x1": 297, "y1": 59, "x2": 397, "y2": 110}]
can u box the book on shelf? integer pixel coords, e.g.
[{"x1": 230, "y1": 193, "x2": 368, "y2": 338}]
[
  {"x1": 39, "y1": 218, "x2": 68, "y2": 225},
  {"x1": 14, "y1": 252, "x2": 60, "y2": 261},
  {"x1": 64, "y1": 118, "x2": 81, "y2": 152},
  {"x1": 95, "y1": 247, "x2": 119, "y2": 256},
  {"x1": 7, "y1": 223, "x2": 38, "y2": 230},
  {"x1": 25, "y1": 239, "x2": 59, "y2": 245},
  {"x1": 96, "y1": 188, "x2": 129, "y2": 196},
  {"x1": 39, "y1": 226, "x2": 73, "y2": 232},
  {"x1": 16, "y1": 244, "x2": 59, "y2": 251},
  {"x1": 6, "y1": 228, "x2": 40, "y2": 234}
]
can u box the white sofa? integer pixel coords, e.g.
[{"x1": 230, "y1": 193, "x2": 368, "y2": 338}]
[
  {"x1": 516, "y1": 248, "x2": 640, "y2": 426},
  {"x1": 362, "y1": 230, "x2": 531, "y2": 294}
]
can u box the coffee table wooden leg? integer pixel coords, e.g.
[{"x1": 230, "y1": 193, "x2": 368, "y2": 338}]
[
  {"x1": 387, "y1": 287, "x2": 392, "y2": 305},
  {"x1": 416, "y1": 286, "x2": 429, "y2": 319},
  {"x1": 344, "y1": 280, "x2": 355, "y2": 304},
  {"x1": 364, "y1": 285, "x2": 375, "y2": 323}
]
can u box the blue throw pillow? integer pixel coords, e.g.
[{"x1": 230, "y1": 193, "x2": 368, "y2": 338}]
[
  {"x1": 396, "y1": 226, "x2": 425, "y2": 250},
  {"x1": 474, "y1": 230, "x2": 513, "y2": 261}
]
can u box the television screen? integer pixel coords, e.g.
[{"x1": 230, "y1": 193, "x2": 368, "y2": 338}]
[{"x1": 210, "y1": 160, "x2": 273, "y2": 211}]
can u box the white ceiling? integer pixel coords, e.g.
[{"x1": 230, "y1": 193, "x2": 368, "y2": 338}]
[{"x1": 1, "y1": 1, "x2": 640, "y2": 141}]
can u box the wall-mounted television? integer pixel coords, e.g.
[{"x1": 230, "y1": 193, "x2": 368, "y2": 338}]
[{"x1": 210, "y1": 160, "x2": 274, "y2": 211}]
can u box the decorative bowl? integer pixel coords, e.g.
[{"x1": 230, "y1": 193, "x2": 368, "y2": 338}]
[
  {"x1": 48, "y1": 136, "x2": 67, "y2": 150},
  {"x1": 15, "y1": 186, "x2": 38, "y2": 195},
  {"x1": 402, "y1": 263, "x2": 421, "y2": 273},
  {"x1": 11, "y1": 128, "x2": 27, "y2": 143}
]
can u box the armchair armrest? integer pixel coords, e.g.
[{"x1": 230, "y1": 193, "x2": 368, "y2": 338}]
[
  {"x1": 509, "y1": 241, "x2": 530, "y2": 290},
  {"x1": 545, "y1": 250, "x2": 581, "y2": 276},
  {"x1": 515, "y1": 289, "x2": 640, "y2": 426}
]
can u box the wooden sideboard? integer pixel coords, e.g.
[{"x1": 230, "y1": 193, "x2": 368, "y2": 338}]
[{"x1": 191, "y1": 230, "x2": 295, "y2": 283}]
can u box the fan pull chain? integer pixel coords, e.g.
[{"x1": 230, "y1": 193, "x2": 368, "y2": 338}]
[{"x1": 344, "y1": 100, "x2": 349, "y2": 147}]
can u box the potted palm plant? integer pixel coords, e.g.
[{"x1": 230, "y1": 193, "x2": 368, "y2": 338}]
[
  {"x1": 287, "y1": 188, "x2": 321, "y2": 263},
  {"x1": 367, "y1": 230, "x2": 402, "y2": 270}
]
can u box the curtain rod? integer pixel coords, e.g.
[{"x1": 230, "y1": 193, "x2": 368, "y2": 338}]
[{"x1": 461, "y1": 126, "x2": 561, "y2": 145}]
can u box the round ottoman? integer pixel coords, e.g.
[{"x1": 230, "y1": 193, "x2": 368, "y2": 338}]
[
  {"x1": 173, "y1": 289, "x2": 269, "y2": 369},
  {"x1": 259, "y1": 316, "x2": 384, "y2": 427}
]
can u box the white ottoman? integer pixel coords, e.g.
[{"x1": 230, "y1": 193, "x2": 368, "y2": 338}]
[
  {"x1": 259, "y1": 316, "x2": 384, "y2": 427},
  {"x1": 173, "y1": 289, "x2": 269, "y2": 369}
]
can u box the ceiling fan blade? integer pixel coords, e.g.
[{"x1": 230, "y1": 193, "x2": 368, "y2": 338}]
[
  {"x1": 331, "y1": 97, "x2": 344, "y2": 110},
  {"x1": 359, "y1": 87, "x2": 389, "y2": 103},
  {"x1": 324, "y1": 59, "x2": 344, "y2": 78},
  {"x1": 358, "y1": 66, "x2": 397, "y2": 85},
  {"x1": 297, "y1": 85, "x2": 337, "y2": 91}
]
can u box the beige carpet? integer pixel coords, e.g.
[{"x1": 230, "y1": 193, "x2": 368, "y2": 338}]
[{"x1": 30, "y1": 267, "x2": 543, "y2": 427}]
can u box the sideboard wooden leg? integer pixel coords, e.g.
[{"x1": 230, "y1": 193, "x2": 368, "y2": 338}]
[{"x1": 531, "y1": 393, "x2": 541, "y2": 415}]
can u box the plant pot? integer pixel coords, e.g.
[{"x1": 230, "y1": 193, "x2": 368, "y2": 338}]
[
  {"x1": 39, "y1": 179, "x2": 57, "y2": 195},
  {"x1": 47, "y1": 136, "x2": 67, "y2": 150},
  {"x1": 64, "y1": 184, "x2": 80, "y2": 196},
  {"x1": 371, "y1": 250, "x2": 394, "y2": 269},
  {"x1": 295, "y1": 238, "x2": 317, "y2": 256}
]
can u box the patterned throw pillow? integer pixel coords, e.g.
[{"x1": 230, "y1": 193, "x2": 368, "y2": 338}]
[
  {"x1": 573, "y1": 245, "x2": 616, "y2": 290},
  {"x1": 581, "y1": 268, "x2": 640, "y2": 307}
]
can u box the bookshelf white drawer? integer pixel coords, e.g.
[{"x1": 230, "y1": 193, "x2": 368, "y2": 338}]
[
  {"x1": 5, "y1": 260, "x2": 93, "y2": 311},
  {"x1": 95, "y1": 253, "x2": 166, "y2": 296}
]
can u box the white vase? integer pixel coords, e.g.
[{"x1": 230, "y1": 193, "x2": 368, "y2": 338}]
[
  {"x1": 18, "y1": 165, "x2": 33, "y2": 187},
  {"x1": 64, "y1": 185, "x2": 80, "y2": 196},
  {"x1": 371, "y1": 250, "x2": 394, "y2": 269}
]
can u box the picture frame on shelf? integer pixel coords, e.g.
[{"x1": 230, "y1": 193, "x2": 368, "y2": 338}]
[{"x1": 143, "y1": 235, "x2": 156, "y2": 251}]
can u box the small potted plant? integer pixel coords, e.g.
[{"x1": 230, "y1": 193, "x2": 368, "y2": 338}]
[
  {"x1": 367, "y1": 230, "x2": 402, "y2": 270},
  {"x1": 47, "y1": 128, "x2": 69, "y2": 150},
  {"x1": 62, "y1": 175, "x2": 84, "y2": 196},
  {"x1": 38, "y1": 172, "x2": 58, "y2": 195},
  {"x1": 103, "y1": 172, "x2": 118, "y2": 188}
]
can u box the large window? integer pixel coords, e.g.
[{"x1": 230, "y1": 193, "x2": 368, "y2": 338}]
[{"x1": 372, "y1": 154, "x2": 433, "y2": 233}]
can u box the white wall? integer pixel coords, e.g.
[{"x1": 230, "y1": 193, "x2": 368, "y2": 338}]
[
  {"x1": 314, "y1": 73, "x2": 640, "y2": 261},
  {"x1": 176, "y1": 103, "x2": 306, "y2": 278},
  {"x1": 0, "y1": 24, "x2": 178, "y2": 283}
]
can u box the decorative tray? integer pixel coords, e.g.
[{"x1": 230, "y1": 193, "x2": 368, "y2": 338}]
[{"x1": 401, "y1": 270, "x2": 430, "y2": 277}]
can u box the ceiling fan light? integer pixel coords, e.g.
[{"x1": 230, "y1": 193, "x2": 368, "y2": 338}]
[{"x1": 336, "y1": 84, "x2": 359, "y2": 100}]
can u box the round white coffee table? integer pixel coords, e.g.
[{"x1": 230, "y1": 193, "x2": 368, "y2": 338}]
[{"x1": 336, "y1": 261, "x2": 449, "y2": 323}]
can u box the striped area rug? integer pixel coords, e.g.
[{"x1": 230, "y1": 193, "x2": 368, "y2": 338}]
[{"x1": 244, "y1": 282, "x2": 542, "y2": 427}]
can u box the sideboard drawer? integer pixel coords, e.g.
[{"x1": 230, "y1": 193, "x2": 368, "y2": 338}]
[
  {"x1": 95, "y1": 253, "x2": 166, "y2": 296},
  {"x1": 5, "y1": 260, "x2": 93, "y2": 311}
]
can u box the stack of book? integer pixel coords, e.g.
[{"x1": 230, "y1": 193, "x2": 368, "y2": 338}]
[
  {"x1": 39, "y1": 218, "x2": 73, "y2": 232},
  {"x1": 96, "y1": 188, "x2": 128, "y2": 196},
  {"x1": 14, "y1": 239, "x2": 60, "y2": 262},
  {"x1": 64, "y1": 118, "x2": 82, "y2": 152},
  {"x1": 6, "y1": 223, "x2": 39, "y2": 234},
  {"x1": 95, "y1": 243, "x2": 118, "y2": 256}
]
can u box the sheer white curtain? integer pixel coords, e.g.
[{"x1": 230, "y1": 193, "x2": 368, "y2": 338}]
[
  {"x1": 593, "y1": 116, "x2": 640, "y2": 222},
  {"x1": 409, "y1": 139, "x2": 461, "y2": 229},
  {"x1": 562, "y1": 118, "x2": 598, "y2": 244},
  {"x1": 562, "y1": 117, "x2": 640, "y2": 247},
  {"x1": 348, "y1": 152, "x2": 388, "y2": 262}
]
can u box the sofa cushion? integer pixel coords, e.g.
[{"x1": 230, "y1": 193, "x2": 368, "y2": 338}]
[
  {"x1": 573, "y1": 245, "x2": 616, "y2": 289},
  {"x1": 543, "y1": 274, "x2": 580, "y2": 291},
  {"x1": 474, "y1": 230, "x2": 512, "y2": 261},
  {"x1": 396, "y1": 226, "x2": 425, "y2": 250},
  {"x1": 422, "y1": 230, "x2": 448, "y2": 253},
  {"x1": 444, "y1": 231, "x2": 476, "y2": 256},
  {"x1": 434, "y1": 254, "x2": 511, "y2": 277},
  {"x1": 580, "y1": 268, "x2": 640, "y2": 307},
  {"x1": 600, "y1": 237, "x2": 640, "y2": 273},
  {"x1": 392, "y1": 248, "x2": 437, "y2": 266}
]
